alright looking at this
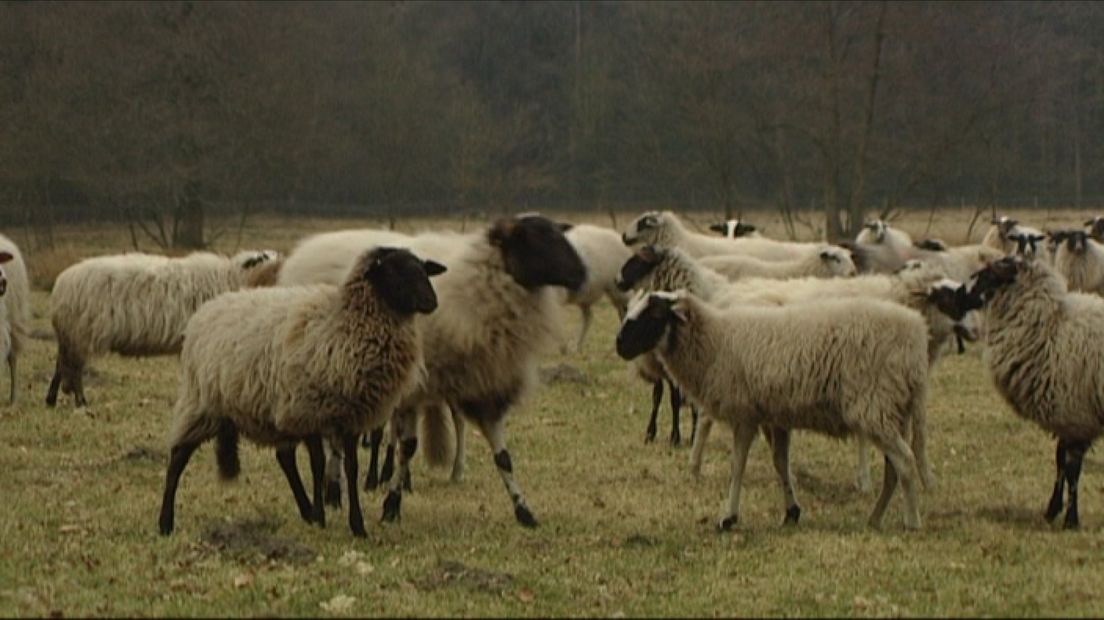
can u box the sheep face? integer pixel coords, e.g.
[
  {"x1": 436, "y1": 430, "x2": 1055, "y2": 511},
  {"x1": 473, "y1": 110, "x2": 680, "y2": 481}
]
[
  {"x1": 819, "y1": 247, "x2": 858, "y2": 277},
  {"x1": 359, "y1": 247, "x2": 445, "y2": 315},
  {"x1": 1009, "y1": 232, "x2": 1047, "y2": 256},
  {"x1": 490, "y1": 215, "x2": 586, "y2": 292},
  {"x1": 1085, "y1": 216, "x2": 1104, "y2": 242},
  {"x1": 963, "y1": 256, "x2": 1022, "y2": 306},
  {"x1": 709, "y1": 219, "x2": 756, "y2": 239},
  {"x1": 239, "y1": 249, "x2": 280, "y2": 270},
  {"x1": 616, "y1": 291, "x2": 683, "y2": 360},
  {"x1": 615, "y1": 245, "x2": 663, "y2": 292},
  {"x1": 858, "y1": 219, "x2": 889, "y2": 243},
  {"x1": 622, "y1": 211, "x2": 662, "y2": 246},
  {"x1": 992, "y1": 216, "x2": 1019, "y2": 239},
  {"x1": 0, "y1": 250, "x2": 10, "y2": 296}
]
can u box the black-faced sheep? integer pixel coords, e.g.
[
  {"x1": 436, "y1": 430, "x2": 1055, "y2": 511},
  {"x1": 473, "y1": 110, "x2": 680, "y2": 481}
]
[
  {"x1": 280, "y1": 215, "x2": 587, "y2": 527},
  {"x1": 934, "y1": 255, "x2": 1104, "y2": 528},
  {"x1": 0, "y1": 234, "x2": 30, "y2": 404},
  {"x1": 617, "y1": 290, "x2": 930, "y2": 530},
  {"x1": 46, "y1": 249, "x2": 281, "y2": 407},
  {"x1": 158, "y1": 247, "x2": 444, "y2": 538},
  {"x1": 1049, "y1": 230, "x2": 1104, "y2": 295}
]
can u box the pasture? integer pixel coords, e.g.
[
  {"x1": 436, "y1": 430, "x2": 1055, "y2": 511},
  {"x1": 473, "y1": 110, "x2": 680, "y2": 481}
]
[{"x1": 1, "y1": 207, "x2": 1103, "y2": 617}]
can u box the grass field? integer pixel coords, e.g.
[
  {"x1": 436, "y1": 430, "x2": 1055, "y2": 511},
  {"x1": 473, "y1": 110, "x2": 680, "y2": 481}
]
[{"x1": 1, "y1": 207, "x2": 1103, "y2": 617}]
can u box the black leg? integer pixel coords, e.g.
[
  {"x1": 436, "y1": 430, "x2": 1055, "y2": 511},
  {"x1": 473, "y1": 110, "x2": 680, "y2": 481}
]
[
  {"x1": 1045, "y1": 439, "x2": 1067, "y2": 522},
  {"x1": 324, "y1": 442, "x2": 343, "y2": 508},
  {"x1": 158, "y1": 441, "x2": 201, "y2": 535},
  {"x1": 1063, "y1": 441, "x2": 1088, "y2": 530},
  {"x1": 276, "y1": 444, "x2": 314, "y2": 524},
  {"x1": 73, "y1": 368, "x2": 87, "y2": 408},
  {"x1": 645, "y1": 380, "x2": 662, "y2": 443},
  {"x1": 342, "y1": 432, "x2": 367, "y2": 537},
  {"x1": 380, "y1": 443, "x2": 396, "y2": 483},
  {"x1": 689, "y1": 405, "x2": 699, "y2": 444},
  {"x1": 364, "y1": 428, "x2": 384, "y2": 490},
  {"x1": 306, "y1": 435, "x2": 326, "y2": 526},
  {"x1": 669, "y1": 383, "x2": 683, "y2": 446},
  {"x1": 45, "y1": 368, "x2": 61, "y2": 407}
]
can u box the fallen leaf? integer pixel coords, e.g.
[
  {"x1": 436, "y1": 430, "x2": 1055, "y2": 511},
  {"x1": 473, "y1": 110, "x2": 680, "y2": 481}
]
[
  {"x1": 517, "y1": 587, "x2": 535, "y2": 604},
  {"x1": 320, "y1": 594, "x2": 356, "y2": 614},
  {"x1": 233, "y1": 573, "x2": 253, "y2": 589}
]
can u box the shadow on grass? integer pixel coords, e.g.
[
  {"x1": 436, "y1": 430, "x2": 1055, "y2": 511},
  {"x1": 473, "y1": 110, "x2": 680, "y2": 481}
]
[{"x1": 201, "y1": 516, "x2": 316, "y2": 565}]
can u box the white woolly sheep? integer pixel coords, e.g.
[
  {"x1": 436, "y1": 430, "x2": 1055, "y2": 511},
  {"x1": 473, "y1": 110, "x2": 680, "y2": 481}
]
[
  {"x1": 617, "y1": 290, "x2": 930, "y2": 530},
  {"x1": 563, "y1": 223, "x2": 632, "y2": 351},
  {"x1": 935, "y1": 255, "x2": 1104, "y2": 528},
  {"x1": 45, "y1": 248, "x2": 281, "y2": 407},
  {"x1": 1050, "y1": 230, "x2": 1104, "y2": 295},
  {"x1": 699, "y1": 245, "x2": 857, "y2": 281},
  {"x1": 158, "y1": 247, "x2": 445, "y2": 538},
  {"x1": 623, "y1": 211, "x2": 820, "y2": 262},
  {"x1": 0, "y1": 233, "x2": 30, "y2": 404},
  {"x1": 854, "y1": 219, "x2": 1002, "y2": 281},
  {"x1": 709, "y1": 219, "x2": 761, "y2": 239},
  {"x1": 280, "y1": 215, "x2": 587, "y2": 528}
]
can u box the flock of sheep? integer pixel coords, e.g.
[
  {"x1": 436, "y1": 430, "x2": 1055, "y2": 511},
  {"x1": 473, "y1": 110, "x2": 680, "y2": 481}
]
[{"x1": 0, "y1": 209, "x2": 1101, "y2": 540}]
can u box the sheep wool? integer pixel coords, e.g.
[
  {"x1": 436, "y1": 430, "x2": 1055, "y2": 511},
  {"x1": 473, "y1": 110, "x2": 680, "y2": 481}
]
[
  {"x1": 623, "y1": 211, "x2": 818, "y2": 262},
  {"x1": 0, "y1": 233, "x2": 31, "y2": 403},
  {"x1": 699, "y1": 245, "x2": 856, "y2": 281}
]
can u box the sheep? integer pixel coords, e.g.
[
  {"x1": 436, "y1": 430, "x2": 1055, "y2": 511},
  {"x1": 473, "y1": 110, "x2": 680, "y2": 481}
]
[
  {"x1": 981, "y1": 215, "x2": 1021, "y2": 254},
  {"x1": 616, "y1": 290, "x2": 930, "y2": 530},
  {"x1": 933, "y1": 255, "x2": 1104, "y2": 529},
  {"x1": 855, "y1": 219, "x2": 1002, "y2": 280},
  {"x1": 0, "y1": 234, "x2": 30, "y2": 404},
  {"x1": 280, "y1": 215, "x2": 587, "y2": 527},
  {"x1": 157, "y1": 246, "x2": 445, "y2": 538},
  {"x1": 616, "y1": 245, "x2": 961, "y2": 489},
  {"x1": 1050, "y1": 230, "x2": 1104, "y2": 295},
  {"x1": 1085, "y1": 216, "x2": 1104, "y2": 243},
  {"x1": 45, "y1": 249, "x2": 281, "y2": 408},
  {"x1": 622, "y1": 211, "x2": 820, "y2": 262},
  {"x1": 709, "y1": 219, "x2": 761, "y2": 239},
  {"x1": 698, "y1": 245, "x2": 857, "y2": 281},
  {"x1": 562, "y1": 223, "x2": 632, "y2": 351}
]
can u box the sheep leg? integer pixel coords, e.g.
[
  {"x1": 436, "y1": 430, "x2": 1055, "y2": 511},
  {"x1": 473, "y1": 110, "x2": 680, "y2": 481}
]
[
  {"x1": 644, "y1": 380, "x2": 662, "y2": 443},
  {"x1": 72, "y1": 367, "x2": 87, "y2": 408},
  {"x1": 868, "y1": 454, "x2": 898, "y2": 529},
  {"x1": 1062, "y1": 441, "x2": 1088, "y2": 530},
  {"x1": 381, "y1": 415, "x2": 418, "y2": 523},
  {"x1": 306, "y1": 435, "x2": 327, "y2": 526},
  {"x1": 450, "y1": 409, "x2": 466, "y2": 483},
  {"x1": 479, "y1": 416, "x2": 538, "y2": 528},
  {"x1": 689, "y1": 405, "x2": 699, "y2": 444},
  {"x1": 46, "y1": 366, "x2": 62, "y2": 407},
  {"x1": 158, "y1": 440, "x2": 202, "y2": 536},
  {"x1": 689, "y1": 415, "x2": 714, "y2": 478},
  {"x1": 275, "y1": 444, "x2": 315, "y2": 525},
  {"x1": 768, "y1": 427, "x2": 801, "y2": 525},
  {"x1": 718, "y1": 420, "x2": 758, "y2": 531},
  {"x1": 575, "y1": 305, "x2": 592, "y2": 352},
  {"x1": 868, "y1": 434, "x2": 921, "y2": 530},
  {"x1": 323, "y1": 439, "x2": 344, "y2": 508},
  {"x1": 855, "y1": 437, "x2": 874, "y2": 493},
  {"x1": 340, "y1": 432, "x2": 367, "y2": 538},
  {"x1": 363, "y1": 427, "x2": 384, "y2": 491},
  {"x1": 669, "y1": 383, "x2": 683, "y2": 446},
  {"x1": 1044, "y1": 439, "x2": 1068, "y2": 522}
]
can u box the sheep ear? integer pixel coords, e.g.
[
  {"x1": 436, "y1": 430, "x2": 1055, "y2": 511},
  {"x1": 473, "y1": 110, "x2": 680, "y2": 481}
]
[
  {"x1": 489, "y1": 218, "x2": 517, "y2": 247},
  {"x1": 423, "y1": 260, "x2": 447, "y2": 277},
  {"x1": 0, "y1": 251, "x2": 12, "y2": 264},
  {"x1": 558, "y1": 222, "x2": 574, "y2": 232},
  {"x1": 819, "y1": 251, "x2": 831, "y2": 261},
  {"x1": 709, "y1": 223, "x2": 726, "y2": 234},
  {"x1": 1085, "y1": 218, "x2": 1097, "y2": 227},
  {"x1": 670, "y1": 300, "x2": 689, "y2": 324},
  {"x1": 739, "y1": 224, "x2": 756, "y2": 234}
]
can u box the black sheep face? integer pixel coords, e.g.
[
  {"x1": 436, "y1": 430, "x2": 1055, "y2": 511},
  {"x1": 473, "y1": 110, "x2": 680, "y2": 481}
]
[
  {"x1": 615, "y1": 245, "x2": 664, "y2": 292},
  {"x1": 927, "y1": 280, "x2": 983, "y2": 322},
  {"x1": 0, "y1": 250, "x2": 11, "y2": 296},
  {"x1": 616, "y1": 291, "x2": 683, "y2": 360},
  {"x1": 490, "y1": 215, "x2": 586, "y2": 292},
  {"x1": 361, "y1": 247, "x2": 446, "y2": 315},
  {"x1": 622, "y1": 212, "x2": 661, "y2": 245},
  {"x1": 1085, "y1": 216, "x2": 1104, "y2": 242},
  {"x1": 1008, "y1": 232, "x2": 1046, "y2": 256},
  {"x1": 966, "y1": 256, "x2": 1021, "y2": 303}
]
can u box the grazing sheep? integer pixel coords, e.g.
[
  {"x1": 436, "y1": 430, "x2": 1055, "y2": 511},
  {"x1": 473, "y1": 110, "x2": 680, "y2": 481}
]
[
  {"x1": 0, "y1": 234, "x2": 30, "y2": 404},
  {"x1": 709, "y1": 219, "x2": 761, "y2": 239},
  {"x1": 622, "y1": 211, "x2": 819, "y2": 262},
  {"x1": 699, "y1": 245, "x2": 857, "y2": 281},
  {"x1": 158, "y1": 247, "x2": 444, "y2": 538},
  {"x1": 563, "y1": 223, "x2": 632, "y2": 351},
  {"x1": 46, "y1": 249, "x2": 281, "y2": 407},
  {"x1": 282, "y1": 215, "x2": 587, "y2": 527},
  {"x1": 1050, "y1": 230, "x2": 1104, "y2": 295},
  {"x1": 616, "y1": 290, "x2": 930, "y2": 530},
  {"x1": 935, "y1": 255, "x2": 1104, "y2": 528}
]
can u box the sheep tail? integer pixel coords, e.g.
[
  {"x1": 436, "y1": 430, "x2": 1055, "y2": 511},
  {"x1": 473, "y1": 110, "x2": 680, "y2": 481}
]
[
  {"x1": 420, "y1": 402, "x2": 453, "y2": 468},
  {"x1": 215, "y1": 418, "x2": 241, "y2": 480},
  {"x1": 909, "y1": 387, "x2": 934, "y2": 490}
]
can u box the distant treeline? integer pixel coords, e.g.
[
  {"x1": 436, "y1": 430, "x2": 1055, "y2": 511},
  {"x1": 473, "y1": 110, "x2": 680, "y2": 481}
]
[{"x1": 2, "y1": 2, "x2": 1102, "y2": 244}]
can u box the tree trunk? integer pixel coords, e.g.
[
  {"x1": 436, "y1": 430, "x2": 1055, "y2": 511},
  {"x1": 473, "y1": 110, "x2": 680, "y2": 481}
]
[{"x1": 174, "y1": 180, "x2": 205, "y2": 248}]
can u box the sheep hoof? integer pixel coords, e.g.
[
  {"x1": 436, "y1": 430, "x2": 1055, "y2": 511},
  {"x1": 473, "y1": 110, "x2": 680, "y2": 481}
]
[
  {"x1": 515, "y1": 504, "x2": 539, "y2": 528},
  {"x1": 325, "y1": 480, "x2": 342, "y2": 507},
  {"x1": 1063, "y1": 511, "x2": 1080, "y2": 530},
  {"x1": 381, "y1": 490, "x2": 402, "y2": 522},
  {"x1": 717, "y1": 516, "x2": 737, "y2": 532},
  {"x1": 350, "y1": 522, "x2": 367, "y2": 538},
  {"x1": 1044, "y1": 498, "x2": 1064, "y2": 523},
  {"x1": 783, "y1": 505, "x2": 801, "y2": 526},
  {"x1": 644, "y1": 432, "x2": 656, "y2": 444},
  {"x1": 158, "y1": 519, "x2": 173, "y2": 536},
  {"x1": 669, "y1": 432, "x2": 681, "y2": 447}
]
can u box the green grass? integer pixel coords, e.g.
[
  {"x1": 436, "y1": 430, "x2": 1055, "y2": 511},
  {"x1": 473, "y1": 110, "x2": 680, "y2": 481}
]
[{"x1": 2, "y1": 209, "x2": 1103, "y2": 617}]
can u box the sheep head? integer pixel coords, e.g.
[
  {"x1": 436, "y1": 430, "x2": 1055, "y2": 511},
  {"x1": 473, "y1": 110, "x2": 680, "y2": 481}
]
[
  {"x1": 1008, "y1": 231, "x2": 1047, "y2": 256},
  {"x1": 357, "y1": 246, "x2": 445, "y2": 315},
  {"x1": 709, "y1": 219, "x2": 757, "y2": 239},
  {"x1": 0, "y1": 250, "x2": 10, "y2": 296},
  {"x1": 1084, "y1": 216, "x2": 1104, "y2": 242},
  {"x1": 819, "y1": 246, "x2": 858, "y2": 277},
  {"x1": 616, "y1": 290, "x2": 686, "y2": 360},
  {"x1": 616, "y1": 245, "x2": 664, "y2": 292},
  {"x1": 489, "y1": 215, "x2": 586, "y2": 292}
]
